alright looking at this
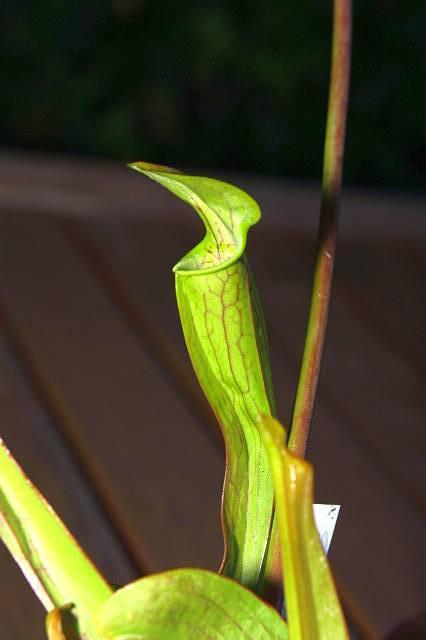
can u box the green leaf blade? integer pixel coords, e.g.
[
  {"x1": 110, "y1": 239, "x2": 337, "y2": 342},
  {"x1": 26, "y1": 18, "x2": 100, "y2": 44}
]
[
  {"x1": 95, "y1": 568, "x2": 288, "y2": 640},
  {"x1": 130, "y1": 163, "x2": 276, "y2": 593},
  {"x1": 259, "y1": 417, "x2": 349, "y2": 640},
  {"x1": 0, "y1": 438, "x2": 112, "y2": 639}
]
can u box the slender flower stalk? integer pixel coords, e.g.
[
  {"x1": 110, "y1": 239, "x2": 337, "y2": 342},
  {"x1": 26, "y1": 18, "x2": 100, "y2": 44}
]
[{"x1": 289, "y1": 0, "x2": 352, "y2": 457}]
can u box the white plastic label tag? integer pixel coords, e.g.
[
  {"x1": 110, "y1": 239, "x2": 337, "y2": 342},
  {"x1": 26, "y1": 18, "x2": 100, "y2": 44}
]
[{"x1": 313, "y1": 504, "x2": 340, "y2": 555}]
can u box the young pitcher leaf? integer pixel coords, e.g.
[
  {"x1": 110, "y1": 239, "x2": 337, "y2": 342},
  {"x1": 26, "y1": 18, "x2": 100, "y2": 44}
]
[
  {"x1": 259, "y1": 417, "x2": 349, "y2": 640},
  {"x1": 130, "y1": 162, "x2": 276, "y2": 592},
  {"x1": 0, "y1": 438, "x2": 112, "y2": 639},
  {"x1": 95, "y1": 568, "x2": 288, "y2": 640},
  {"x1": 130, "y1": 161, "x2": 260, "y2": 274}
]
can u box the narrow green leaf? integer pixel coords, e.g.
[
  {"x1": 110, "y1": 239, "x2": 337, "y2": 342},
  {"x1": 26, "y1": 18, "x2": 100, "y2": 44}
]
[
  {"x1": 259, "y1": 417, "x2": 349, "y2": 640},
  {"x1": 95, "y1": 568, "x2": 288, "y2": 640},
  {"x1": 0, "y1": 438, "x2": 112, "y2": 639},
  {"x1": 130, "y1": 162, "x2": 276, "y2": 592}
]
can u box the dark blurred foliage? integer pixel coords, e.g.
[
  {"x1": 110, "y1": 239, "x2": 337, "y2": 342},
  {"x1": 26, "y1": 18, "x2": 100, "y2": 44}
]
[{"x1": 0, "y1": 1, "x2": 424, "y2": 188}]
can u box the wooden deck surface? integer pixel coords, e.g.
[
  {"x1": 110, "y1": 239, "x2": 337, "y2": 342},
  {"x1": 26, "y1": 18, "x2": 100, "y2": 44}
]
[{"x1": 0, "y1": 152, "x2": 424, "y2": 639}]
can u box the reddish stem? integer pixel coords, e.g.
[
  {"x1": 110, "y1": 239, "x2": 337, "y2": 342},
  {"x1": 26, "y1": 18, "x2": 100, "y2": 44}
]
[{"x1": 289, "y1": 0, "x2": 352, "y2": 457}]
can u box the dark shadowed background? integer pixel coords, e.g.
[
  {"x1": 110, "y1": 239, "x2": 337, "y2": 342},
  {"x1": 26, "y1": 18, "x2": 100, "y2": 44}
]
[{"x1": 1, "y1": 0, "x2": 425, "y2": 188}]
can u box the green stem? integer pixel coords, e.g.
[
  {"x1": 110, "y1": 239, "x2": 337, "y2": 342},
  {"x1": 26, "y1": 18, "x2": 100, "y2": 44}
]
[{"x1": 288, "y1": 0, "x2": 352, "y2": 457}]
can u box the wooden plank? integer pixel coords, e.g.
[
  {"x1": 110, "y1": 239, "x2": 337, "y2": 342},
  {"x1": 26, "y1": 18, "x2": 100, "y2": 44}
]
[
  {"x1": 0, "y1": 209, "x2": 372, "y2": 637},
  {"x1": 251, "y1": 230, "x2": 426, "y2": 506},
  {"x1": 84, "y1": 217, "x2": 426, "y2": 500},
  {"x1": 0, "y1": 336, "x2": 136, "y2": 638},
  {"x1": 81, "y1": 215, "x2": 426, "y2": 635},
  {"x1": 1, "y1": 151, "x2": 425, "y2": 238},
  {"x1": 336, "y1": 239, "x2": 426, "y2": 367},
  {"x1": 58, "y1": 217, "x2": 222, "y2": 453},
  {"x1": 80, "y1": 215, "x2": 218, "y2": 371},
  {"x1": 308, "y1": 405, "x2": 426, "y2": 637},
  {"x1": 251, "y1": 231, "x2": 426, "y2": 634},
  {"x1": 0, "y1": 212, "x2": 224, "y2": 575},
  {"x1": 1, "y1": 153, "x2": 425, "y2": 637}
]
